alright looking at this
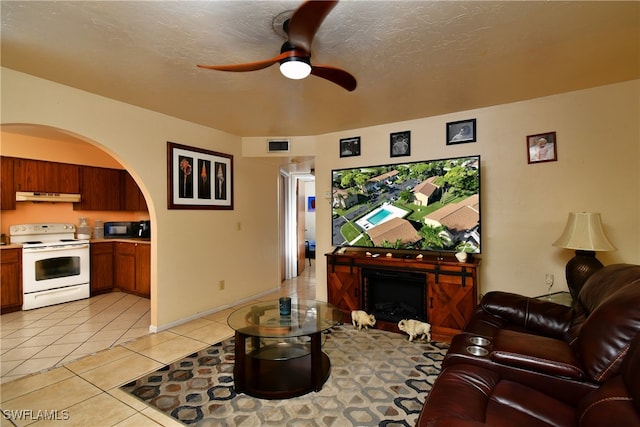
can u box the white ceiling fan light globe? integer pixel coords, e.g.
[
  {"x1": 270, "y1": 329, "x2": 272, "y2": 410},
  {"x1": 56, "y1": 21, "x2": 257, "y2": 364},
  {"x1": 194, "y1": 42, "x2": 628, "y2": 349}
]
[{"x1": 279, "y1": 57, "x2": 312, "y2": 80}]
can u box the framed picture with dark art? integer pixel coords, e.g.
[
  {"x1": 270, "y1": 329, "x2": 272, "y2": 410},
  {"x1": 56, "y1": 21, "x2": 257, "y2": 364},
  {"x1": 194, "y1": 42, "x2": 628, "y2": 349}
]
[
  {"x1": 340, "y1": 136, "x2": 361, "y2": 158},
  {"x1": 167, "y1": 141, "x2": 233, "y2": 209},
  {"x1": 390, "y1": 131, "x2": 411, "y2": 157},
  {"x1": 447, "y1": 119, "x2": 476, "y2": 145},
  {"x1": 527, "y1": 131, "x2": 557, "y2": 164}
]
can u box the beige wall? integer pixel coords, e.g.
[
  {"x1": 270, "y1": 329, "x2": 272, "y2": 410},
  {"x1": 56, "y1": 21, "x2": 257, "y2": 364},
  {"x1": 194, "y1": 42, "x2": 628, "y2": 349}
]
[
  {"x1": 3, "y1": 66, "x2": 639, "y2": 330},
  {"x1": 311, "y1": 80, "x2": 640, "y2": 298},
  {"x1": 1, "y1": 68, "x2": 281, "y2": 330}
]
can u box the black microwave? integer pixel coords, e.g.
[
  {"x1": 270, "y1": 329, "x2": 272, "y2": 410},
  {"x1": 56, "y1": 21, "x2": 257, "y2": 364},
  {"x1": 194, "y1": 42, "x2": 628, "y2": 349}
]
[{"x1": 104, "y1": 222, "x2": 137, "y2": 238}]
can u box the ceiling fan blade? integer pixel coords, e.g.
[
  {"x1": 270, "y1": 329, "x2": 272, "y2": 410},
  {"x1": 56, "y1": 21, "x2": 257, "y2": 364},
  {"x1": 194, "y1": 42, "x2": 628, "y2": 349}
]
[
  {"x1": 287, "y1": 0, "x2": 338, "y2": 52},
  {"x1": 197, "y1": 51, "x2": 294, "y2": 72},
  {"x1": 310, "y1": 64, "x2": 357, "y2": 92}
]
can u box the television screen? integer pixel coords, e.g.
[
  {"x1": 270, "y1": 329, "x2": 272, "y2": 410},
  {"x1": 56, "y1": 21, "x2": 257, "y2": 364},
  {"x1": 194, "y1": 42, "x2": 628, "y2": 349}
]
[{"x1": 331, "y1": 155, "x2": 481, "y2": 254}]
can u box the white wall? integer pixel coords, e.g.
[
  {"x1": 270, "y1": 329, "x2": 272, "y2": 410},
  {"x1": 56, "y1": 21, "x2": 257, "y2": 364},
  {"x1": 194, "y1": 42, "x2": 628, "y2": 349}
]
[
  {"x1": 1, "y1": 68, "x2": 281, "y2": 329},
  {"x1": 313, "y1": 80, "x2": 640, "y2": 299}
]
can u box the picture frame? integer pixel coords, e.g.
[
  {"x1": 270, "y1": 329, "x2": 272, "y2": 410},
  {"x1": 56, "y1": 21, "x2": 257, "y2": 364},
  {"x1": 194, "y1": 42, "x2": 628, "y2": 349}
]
[
  {"x1": 447, "y1": 119, "x2": 476, "y2": 145},
  {"x1": 339, "y1": 136, "x2": 361, "y2": 158},
  {"x1": 527, "y1": 131, "x2": 557, "y2": 164},
  {"x1": 167, "y1": 141, "x2": 233, "y2": 210},
  {"x1": 390, "y1": 130, "x2": 411, "y2": 157}
]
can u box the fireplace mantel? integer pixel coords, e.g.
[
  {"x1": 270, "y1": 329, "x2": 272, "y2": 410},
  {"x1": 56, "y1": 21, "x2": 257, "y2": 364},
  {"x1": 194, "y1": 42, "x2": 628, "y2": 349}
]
[{"x1": 326, "y1": 250, "x2": 480, "y2": 342}]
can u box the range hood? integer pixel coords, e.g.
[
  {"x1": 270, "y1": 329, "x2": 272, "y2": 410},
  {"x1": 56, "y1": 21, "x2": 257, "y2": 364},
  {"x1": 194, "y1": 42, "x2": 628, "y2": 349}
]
[{"x1": 16, "y1": 191, "x2": 81, "y2": 203}]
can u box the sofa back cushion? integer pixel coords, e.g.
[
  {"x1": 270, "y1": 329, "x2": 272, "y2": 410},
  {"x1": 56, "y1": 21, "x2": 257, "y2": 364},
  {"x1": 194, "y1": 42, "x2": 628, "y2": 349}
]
[
  {"x1": 576, "y1": 265, "x2": 640, "y2": 382},
  {"x1": 568, "y1": 264, "x2": 640, "y2": 340},
  {"x1": 623, "y1": 331, "x2": 640, "y2": 413}
]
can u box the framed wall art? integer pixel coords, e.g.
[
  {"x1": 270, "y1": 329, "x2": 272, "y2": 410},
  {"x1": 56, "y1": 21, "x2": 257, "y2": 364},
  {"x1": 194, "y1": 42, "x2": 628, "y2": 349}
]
[
  {"x1": 447, "y1": 119, "x2": 476, "y2": 145},
  {"x1": 390, "y1": 130, "x2": 411, "y2": 157},
  {"x1": 167, "y1": 141, "x2": 233, "y2": 209},
  {"x1": 527, "y1": 131, "x2": 557, "y2": 164},
  {"x1": 339, "y1": 136, "x2": 361, "y2": 158}
]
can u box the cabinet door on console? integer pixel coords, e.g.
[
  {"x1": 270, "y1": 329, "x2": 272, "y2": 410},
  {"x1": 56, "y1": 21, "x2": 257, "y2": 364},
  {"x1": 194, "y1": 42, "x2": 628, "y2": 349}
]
[
  {"x1": 327, "y1": 264, "x2": 361, "y2": 322},
  {"x1": 427, "y1": 270, "x2": 476, "y2": 330}
]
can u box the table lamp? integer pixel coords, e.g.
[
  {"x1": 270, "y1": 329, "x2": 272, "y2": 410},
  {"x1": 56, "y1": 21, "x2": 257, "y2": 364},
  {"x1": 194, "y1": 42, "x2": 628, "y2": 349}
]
[{"x1": 552, "y1": 212, "x2": 615, "y2": 300}]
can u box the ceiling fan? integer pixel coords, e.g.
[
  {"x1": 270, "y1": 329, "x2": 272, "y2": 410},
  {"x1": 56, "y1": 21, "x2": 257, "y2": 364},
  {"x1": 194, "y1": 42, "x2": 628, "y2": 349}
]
[{"x1": 197, "y1": 0, "x2": 357, "y2": 92}]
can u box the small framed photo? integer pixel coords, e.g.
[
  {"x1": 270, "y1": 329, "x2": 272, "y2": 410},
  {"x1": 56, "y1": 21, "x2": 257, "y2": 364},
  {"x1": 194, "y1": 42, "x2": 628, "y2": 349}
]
[
  {"x1": 339, "y1": 136, "x2": 361, "y2": 158},
  {"x1": 447, "y1": 119, "x2": 476, "y2": 145},
  {"x1": 527, "y1": 131, "x2": 557, "y2": 164},
  {"x1": 390, "y1": 131, "x2": 411, "y2": 157},
  {"x1": 167, "y1": 141, "x2": 233, "y2": 209}
]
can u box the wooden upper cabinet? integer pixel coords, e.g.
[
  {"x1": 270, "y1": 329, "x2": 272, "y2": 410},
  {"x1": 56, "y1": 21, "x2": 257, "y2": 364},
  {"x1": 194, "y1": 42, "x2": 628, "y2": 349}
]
[
  {"x1": 1, "y1": 156, "x2": 148, "y2": 212},
  {"x1": 121, "y1": 171, "x2": 148, "y2": 211},
  {"x1": 1, "y1": 157, "x2": 16, "y2": 210},
  {"x1": 74, "y1": 166, "x2": 121, "y2": 210},
  {"x1": 13, "y1": 158, "x2": 80, "y2": 193}
]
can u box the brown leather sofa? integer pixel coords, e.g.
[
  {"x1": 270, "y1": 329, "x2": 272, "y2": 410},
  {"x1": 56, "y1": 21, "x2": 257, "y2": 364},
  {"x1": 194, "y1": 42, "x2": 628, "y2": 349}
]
[{"x1": 417, "y1": 264, "x2": 640, "y2": 426}]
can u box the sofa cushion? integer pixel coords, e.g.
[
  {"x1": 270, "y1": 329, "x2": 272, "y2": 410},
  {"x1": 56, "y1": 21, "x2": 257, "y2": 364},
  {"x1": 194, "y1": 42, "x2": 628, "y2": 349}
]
[
  {"x1": 464, "y1": 291, "x2": 575, "y2": 340},
  {"x1": 417, "y1": 363, "x2": 575, "y2": 427},
  {"x1": 576, "y1": 281, "x2": 640, "y2": 382},
  {"x1": 568, "y1": 264, "x2": 640, "y2": 341},
  {"x1": 490, "y1": 330, "x2": 584, "y2": 380}
]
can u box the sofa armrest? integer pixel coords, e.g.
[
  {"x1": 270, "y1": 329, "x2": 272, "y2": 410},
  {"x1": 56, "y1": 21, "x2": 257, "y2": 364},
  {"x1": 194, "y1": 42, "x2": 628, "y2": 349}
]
[
  {"x1": 479, "y1": 291, "x2": 574, "y2": 337},
  {"x1": 490, "y1": 329, "x2": 584, "y2": 380}
]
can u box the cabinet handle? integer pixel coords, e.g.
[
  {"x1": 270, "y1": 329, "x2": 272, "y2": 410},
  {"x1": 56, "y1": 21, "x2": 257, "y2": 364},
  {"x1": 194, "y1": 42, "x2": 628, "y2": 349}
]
[{"x1": 430, "y1": 297, "x2": 434, "y2": 309}]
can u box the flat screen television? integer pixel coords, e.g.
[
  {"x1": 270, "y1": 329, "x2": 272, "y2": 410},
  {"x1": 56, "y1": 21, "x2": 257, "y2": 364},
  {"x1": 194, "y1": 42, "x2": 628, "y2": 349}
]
[{"x1": 331, "y1": 155, "x2": 481, "y2": 254}]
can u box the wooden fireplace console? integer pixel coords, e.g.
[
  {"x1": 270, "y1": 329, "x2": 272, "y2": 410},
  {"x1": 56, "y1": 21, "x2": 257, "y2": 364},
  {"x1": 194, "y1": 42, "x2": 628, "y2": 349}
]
[{"x1": 326, "y1": 250, "x2": 480, "y2": 342}]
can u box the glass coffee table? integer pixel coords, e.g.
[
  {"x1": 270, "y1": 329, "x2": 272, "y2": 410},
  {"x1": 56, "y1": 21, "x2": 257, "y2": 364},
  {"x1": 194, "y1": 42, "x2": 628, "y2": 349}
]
[{"x1": 227, "y1": 299, "x2": 342, "y2": 399}]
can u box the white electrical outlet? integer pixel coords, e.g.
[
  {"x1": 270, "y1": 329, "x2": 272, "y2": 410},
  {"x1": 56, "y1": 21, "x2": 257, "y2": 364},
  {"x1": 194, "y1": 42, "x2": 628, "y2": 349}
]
[{"x1": 219, "y1": 280, "x2": 225, "y2": 290}]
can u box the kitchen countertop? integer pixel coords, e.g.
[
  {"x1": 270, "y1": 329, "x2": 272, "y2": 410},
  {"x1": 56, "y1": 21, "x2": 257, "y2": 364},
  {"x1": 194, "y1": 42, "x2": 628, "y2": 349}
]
[
  {"x1": 91, "y1": 238, "x2": 151, "y2": 244},
  {"x1": 0, "y1": 243, "x2": 22, "y2": 249}
]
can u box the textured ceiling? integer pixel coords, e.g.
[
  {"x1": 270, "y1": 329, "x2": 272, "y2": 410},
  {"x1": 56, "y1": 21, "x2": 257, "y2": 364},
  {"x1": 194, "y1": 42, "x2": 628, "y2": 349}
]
[{"x1": 1, "y1": 1, "x2": 639, "y2": 137}]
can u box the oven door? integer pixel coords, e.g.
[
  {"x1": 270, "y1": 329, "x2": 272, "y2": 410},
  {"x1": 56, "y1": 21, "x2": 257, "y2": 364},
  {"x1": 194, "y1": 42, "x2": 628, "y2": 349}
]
[{"x1": 22, "y1": 244, "x2": 90, "y2": 294}]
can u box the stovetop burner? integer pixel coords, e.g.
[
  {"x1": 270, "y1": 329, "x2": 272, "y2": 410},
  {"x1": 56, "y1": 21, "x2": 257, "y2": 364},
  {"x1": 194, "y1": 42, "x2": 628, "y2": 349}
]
[{"x1": 23, "y1": 241, "x2": 43, "y2": 245}]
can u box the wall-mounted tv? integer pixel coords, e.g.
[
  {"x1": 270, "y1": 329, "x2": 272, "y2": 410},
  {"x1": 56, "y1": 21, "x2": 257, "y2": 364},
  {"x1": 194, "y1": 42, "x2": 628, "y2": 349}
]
[{"x1": 331, "y1": 155, "x2": 481, "y2": 254}]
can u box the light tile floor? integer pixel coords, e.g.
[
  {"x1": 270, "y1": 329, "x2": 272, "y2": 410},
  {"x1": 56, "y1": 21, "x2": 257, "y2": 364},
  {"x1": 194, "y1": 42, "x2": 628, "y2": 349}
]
[
  {"x1": 1, "y1": 292, "x2": 151, "y2": 384},
  {"x1": 0, "y1": 262, "x2": 315, "y2": 426}
]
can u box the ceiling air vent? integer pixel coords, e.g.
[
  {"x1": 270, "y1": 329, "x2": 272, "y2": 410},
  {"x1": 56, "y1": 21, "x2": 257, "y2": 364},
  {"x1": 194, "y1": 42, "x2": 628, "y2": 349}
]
[{"x1": 268, "y1": 139, "x2": 290, "y2": 153}]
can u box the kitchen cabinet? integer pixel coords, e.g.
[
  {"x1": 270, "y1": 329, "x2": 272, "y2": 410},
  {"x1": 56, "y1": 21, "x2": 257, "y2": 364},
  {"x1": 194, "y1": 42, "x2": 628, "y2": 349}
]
[
  {"x1": 135, "y1": 243, "x2": 151, "y2": 296},
  {"x1": 326, "y1": 251, "x2": 479, "y2": 342},
  {"x1": 114, "y1": 241, "x2": 150, "y2": 297},
  {"x1": 13, "y1": 158, "x2": 80, "y2": 194},
  {"x1": 1, "y1": 156, "x2": 148, "y2": 212},
  {"x1": 75, "y1": 166, "x2": 121, "y2": 211},
  {"x1": 1, "y1": 248, "x2": 22, "y2": 313},
  {"x1": 122, "y1": 171, "x2": 148, "y2": 211},
  {"x1": 1, "y1": 157, "x2": 15, "y2": 210},
  {"x1": 90, "y1": 241, "x2": 114, "y2": 295}
]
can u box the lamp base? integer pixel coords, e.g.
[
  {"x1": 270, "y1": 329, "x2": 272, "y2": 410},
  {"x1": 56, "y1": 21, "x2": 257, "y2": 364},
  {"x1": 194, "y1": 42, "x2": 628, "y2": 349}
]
[{"x1": 565, "y1": 250, "x2": 604, "y2": 300}]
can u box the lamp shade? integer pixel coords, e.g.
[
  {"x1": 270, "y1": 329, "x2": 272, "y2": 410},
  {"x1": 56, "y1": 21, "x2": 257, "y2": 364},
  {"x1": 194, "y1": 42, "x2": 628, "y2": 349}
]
[
  {"x1": 552, "y1": 212, "x2": 615, "y2": 251},
  {"x1": 279, "y1": 57, "x2": 311, "y2": 80}
]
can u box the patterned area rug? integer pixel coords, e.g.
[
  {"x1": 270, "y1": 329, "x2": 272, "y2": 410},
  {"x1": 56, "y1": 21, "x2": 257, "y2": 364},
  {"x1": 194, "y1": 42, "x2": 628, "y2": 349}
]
[{"x1": 121, "y1": 325, "x2": 448, "y2": 426}]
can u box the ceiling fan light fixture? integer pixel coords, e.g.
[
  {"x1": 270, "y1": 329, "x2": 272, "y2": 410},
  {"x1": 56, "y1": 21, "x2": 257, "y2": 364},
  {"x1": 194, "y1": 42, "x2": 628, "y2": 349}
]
[{"x1": 279, "y1": 57, "x2": 311, "y2": 80}]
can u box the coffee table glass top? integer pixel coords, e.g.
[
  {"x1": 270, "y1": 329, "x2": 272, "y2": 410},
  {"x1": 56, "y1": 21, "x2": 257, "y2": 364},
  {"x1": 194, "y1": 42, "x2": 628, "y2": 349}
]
[{"x1": 227, "y1": 299, "x2": 342, "y2": 338}]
